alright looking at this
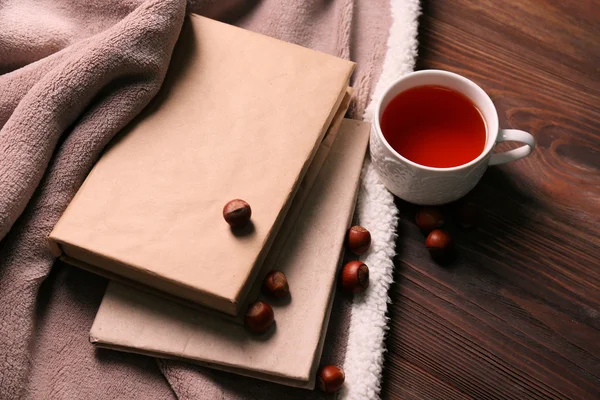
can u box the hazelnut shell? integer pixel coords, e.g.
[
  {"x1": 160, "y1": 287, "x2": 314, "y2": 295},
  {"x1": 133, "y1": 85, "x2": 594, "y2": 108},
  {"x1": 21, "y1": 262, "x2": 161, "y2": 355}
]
[
  {"x1": 262, "y1": 270, "x2": 290, "y2": 298},
  {"x1": 346, "y1": 225, "x2": 371, "y2": 255},
  {"x1": 317, "y1": 365, "x2": 345, "y2": 393},
  {"x1": 426, "y1": 229, "x2": 454, "y2": 263},
  {"x1": 341, "y1": 261, "x2": 369, "y2": 294},
  {"x1": 244, "y1": 301, "x2": 274, "y2": 334},
  {"x1": 415, "y1": 207, "x2": 445, "y2": 232},
  {"x1": 223, "y1": 199, "x2": 251, "y2": 228}
]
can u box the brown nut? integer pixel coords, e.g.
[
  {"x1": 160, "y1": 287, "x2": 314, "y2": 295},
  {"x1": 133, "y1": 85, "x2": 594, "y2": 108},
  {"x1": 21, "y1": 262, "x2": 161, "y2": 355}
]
[
  {"x1": 317, "y1": 365, "x2": 345, "y2": 393},
  {"x1": 415, "y1": 207, "x2": 445, "y2": 232},
  {"x1": 223, "y1": 199, "x2": 251, "y2": 228},
  {"x1": 262, "y1": 270, "x2": 290, "y2": 298},
  {"x1": 346, "y1": 225, "x2": 371, "y2": 255},
  {"x1": 244, "y1": 301, "x2": 274, "y2": 334},
  {"x1": 341, "y1": 261, "x2": 369, "y2": 294},
  {"x1": 426, "y1": 229, "x2": 454, "y2": 263}
]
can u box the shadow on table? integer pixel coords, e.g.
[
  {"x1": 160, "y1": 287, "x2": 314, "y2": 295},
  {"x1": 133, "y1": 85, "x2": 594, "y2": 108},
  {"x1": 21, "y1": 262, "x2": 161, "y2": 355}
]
[
  {"x1": 388, "y1": 165, "x2": 542, "y2": 275},
  {"x1": 415, "y1": 0, "x2": 433, "y2": 72},
  {"x1": 379, "y1": 166, "x2": 542, "y2": 395}
]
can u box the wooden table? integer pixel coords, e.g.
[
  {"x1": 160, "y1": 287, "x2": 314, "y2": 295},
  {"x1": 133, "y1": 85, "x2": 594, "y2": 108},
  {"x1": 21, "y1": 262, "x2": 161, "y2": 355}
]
[{"x1": 381, "y1": 1, "x2": 600, "y2": 399}]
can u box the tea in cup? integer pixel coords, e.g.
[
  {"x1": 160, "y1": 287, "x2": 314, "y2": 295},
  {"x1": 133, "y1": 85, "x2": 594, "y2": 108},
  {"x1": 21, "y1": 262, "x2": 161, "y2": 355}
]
[{"x1": 370, "y1": 70, "x2": 535, "y2": 205}]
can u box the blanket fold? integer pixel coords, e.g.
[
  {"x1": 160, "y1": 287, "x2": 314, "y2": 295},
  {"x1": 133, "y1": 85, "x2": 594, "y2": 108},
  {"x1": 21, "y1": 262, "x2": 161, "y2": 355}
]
[
  {"x1": 1, "y1": 1, "x2": 186, "y2": 397},
  {"x1": 0, "y1": 0, "x2": 393, "y2": 398}
]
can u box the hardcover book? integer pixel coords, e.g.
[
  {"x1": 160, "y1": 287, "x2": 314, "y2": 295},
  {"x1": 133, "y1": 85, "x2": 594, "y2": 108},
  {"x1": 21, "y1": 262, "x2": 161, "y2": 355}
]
[{"x1": 48, "y1": 14, "x2": 355, "y2": 315}]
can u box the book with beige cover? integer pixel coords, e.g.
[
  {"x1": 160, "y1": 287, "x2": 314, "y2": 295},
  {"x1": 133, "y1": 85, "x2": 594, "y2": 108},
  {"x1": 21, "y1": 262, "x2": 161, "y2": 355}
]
[
  {"x1": 90, "y1": 119, "x2": 370, "y2": 389},
  {"x1": 48, "y1": 15, "x2": 355, "y2": 316}
]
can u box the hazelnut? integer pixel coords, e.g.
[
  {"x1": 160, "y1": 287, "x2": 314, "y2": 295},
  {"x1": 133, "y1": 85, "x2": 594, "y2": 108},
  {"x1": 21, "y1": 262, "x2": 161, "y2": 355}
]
[
  {"x1": 426, "y1": 229, "x2": 454, "y2": 263},
  {"x1": 341, "y1": 261, "x2": 369, "y2": 294},
  {"x1": 317, "y1": 365, "x2": 345, "y2": 393},
  {"x1": 262, "y1": 270, "x2": 290, "y2": 298},
  {"x1": 244, "y1": 301, "x2": 274, "y2": 334},
  {"x1": 456, "y1": 203, "x2": 479, "y2": 229},
  {"x1": 415, "y1": 207, "x2": 445, "y2": 232},
  {"x1": 346, "y1": 225, "x2": 371, "y2": 255},
  {"x1": 223, "y1": 199, "x2": 251, "y2": 228}
]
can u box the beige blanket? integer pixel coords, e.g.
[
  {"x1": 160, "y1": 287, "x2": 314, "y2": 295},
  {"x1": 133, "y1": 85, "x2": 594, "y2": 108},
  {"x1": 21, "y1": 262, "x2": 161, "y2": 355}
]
[{"x1": 0, "y1": 0, "x2": 391, "y2": 398}]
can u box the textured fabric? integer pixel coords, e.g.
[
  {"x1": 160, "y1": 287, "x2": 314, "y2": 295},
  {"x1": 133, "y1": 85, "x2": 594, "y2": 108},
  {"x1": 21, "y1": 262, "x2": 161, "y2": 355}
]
[
  {"x1": 0, "y1": 2, "x2": 187, "y2": 398},
  {"x1": 343, "y1": 2, "x2": 421, "y2": 399},
  {"x1": 0, "y1": 0, "x2": 416, "y2": 398}
]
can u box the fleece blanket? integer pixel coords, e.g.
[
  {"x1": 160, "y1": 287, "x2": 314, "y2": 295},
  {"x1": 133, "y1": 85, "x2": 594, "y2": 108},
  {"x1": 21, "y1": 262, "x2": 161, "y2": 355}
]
[{"x1": 0, "y1": 0, "x2": 419, "y2": 399}]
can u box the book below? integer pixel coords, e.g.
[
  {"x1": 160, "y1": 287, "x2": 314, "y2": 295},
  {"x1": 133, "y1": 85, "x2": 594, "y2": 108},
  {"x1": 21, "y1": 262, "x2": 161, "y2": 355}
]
[{"x1": 90, "y1": 119, "x2": 370, "y2": 389}]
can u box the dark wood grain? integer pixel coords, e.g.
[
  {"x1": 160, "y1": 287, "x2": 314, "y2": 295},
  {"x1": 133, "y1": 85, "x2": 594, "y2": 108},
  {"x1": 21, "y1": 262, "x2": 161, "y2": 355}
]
[{"x1": 381, "y1": 1, "x2": 600, "y2": 399}]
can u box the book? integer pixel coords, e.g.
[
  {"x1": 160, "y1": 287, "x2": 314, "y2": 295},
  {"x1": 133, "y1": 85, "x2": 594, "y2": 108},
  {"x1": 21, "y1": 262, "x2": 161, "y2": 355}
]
[
  {"x1": 48, "y1": 14, "x2": 355, "y2": 315},
  {"x1": 90, "y1": 119, "x2": 370, "y2": 389},
  {"x1": 62, "y1": 88, "x2": 353, "y2": 326}
]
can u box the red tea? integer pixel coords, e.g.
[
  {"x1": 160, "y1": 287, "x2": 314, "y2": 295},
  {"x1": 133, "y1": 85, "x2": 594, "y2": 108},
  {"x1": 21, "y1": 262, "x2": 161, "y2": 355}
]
[{"x1": 380, "y1": 85, "x2": 486, "y2": 168}]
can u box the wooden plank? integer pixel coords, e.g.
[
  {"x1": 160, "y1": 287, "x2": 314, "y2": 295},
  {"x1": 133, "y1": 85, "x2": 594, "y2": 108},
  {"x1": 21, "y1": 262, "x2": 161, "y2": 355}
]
[{"x1": 382, "y1": 1, "x2": 600, "y2": 398}]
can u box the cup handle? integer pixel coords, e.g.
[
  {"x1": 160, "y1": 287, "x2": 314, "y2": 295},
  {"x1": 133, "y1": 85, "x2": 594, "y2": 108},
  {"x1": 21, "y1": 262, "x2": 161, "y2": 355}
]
[{"x1": 489, "y1": 129, "x2": 535, "y2": 166}]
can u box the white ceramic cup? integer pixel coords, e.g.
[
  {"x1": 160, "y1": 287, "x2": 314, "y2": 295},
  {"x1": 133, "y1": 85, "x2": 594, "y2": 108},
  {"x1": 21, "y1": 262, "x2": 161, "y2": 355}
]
[{"x1": 370, "y1": 70, "x2": 535, "y2": 205}]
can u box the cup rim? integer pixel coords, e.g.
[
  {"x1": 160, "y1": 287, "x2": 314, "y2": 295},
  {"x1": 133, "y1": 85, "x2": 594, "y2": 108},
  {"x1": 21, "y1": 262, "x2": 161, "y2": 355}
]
[{"x1": 373, "y1": 69, "x2": 499, "y2": 172}]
